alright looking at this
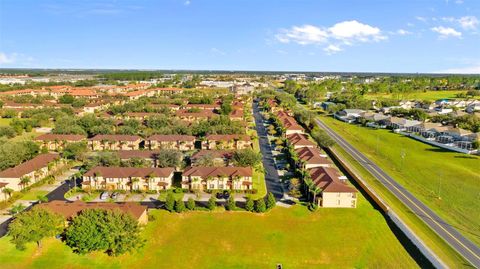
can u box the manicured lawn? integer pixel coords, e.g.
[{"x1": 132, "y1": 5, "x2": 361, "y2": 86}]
[
  {"x1": 19, "y1": 190, "x2": 49, "y2": 201},
  {"x1": 319, "y1": 116, "x2": 480, "y2": 248},
  {"x1": 0, "y1": 118, "x2": 12, "y2": 126},
  {"x1": 364, "y1": 90, "x2": 477, "y2": 101},
  {"x1": 0, "y1": 198, "x2": 423, "y2": 268}
]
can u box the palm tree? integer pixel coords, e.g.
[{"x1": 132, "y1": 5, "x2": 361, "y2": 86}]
[
  {"x1": 131, "y1": 177, "x2": 140, "y2": 191},
  {"x1": 310, "y1": 186, "x2": 322, "y2": 205},
  {"x1": 303, "y1": 177, "x2": 313, "y2": 200},
  {"x1": 20, "y1": 176, "x2": 31, "y2": 190},
  {"x1": 2, "y1": 188, "x2": 13, "y2": 200}
]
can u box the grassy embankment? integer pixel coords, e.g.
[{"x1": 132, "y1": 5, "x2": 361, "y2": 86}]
[
  {"x1": 319, "y1": 115, "x2": 477, "y2": 267},
  {"x1": 0, "y1": 202, "x2": 422, "y2": 269}
]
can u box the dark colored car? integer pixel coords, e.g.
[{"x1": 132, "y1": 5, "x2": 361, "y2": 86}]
[{"x1": 111, "y1": 192, "x2": 119, "y2": 199}]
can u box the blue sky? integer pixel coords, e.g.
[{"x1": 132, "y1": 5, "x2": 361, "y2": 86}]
[{"x1": 0, "y1": 0, "x2": 479, "y2": 73}]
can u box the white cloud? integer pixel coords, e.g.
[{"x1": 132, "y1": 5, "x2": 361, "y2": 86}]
[
  {"x1": 435, "y1": 64, "x2": 480, "y2": 74},
  {"x1": 396, "y1": 29, "x2": 412, "y2": 35},
  {"x1": 0, "y1": 52, "x2": 16, "y2": 64},
  {"x1": 275, "y1": 20, "x2": 386, "y2": 54},
  {"x1": 455, "y1": 0, "x2": 464, "y2": 4},
  {"x1": 276, "y1": 24, "x2": 329, "y2": 45},
  {"x1": 210, "y1": 47, "x2": 226, "y2": 56},
  {"x1": 184, "y1": 0, "x2": 191, "y2": 6},
  {"x1": 323, "y1": 44, "x2": 342, "y2": 55},
  {"x1": 458, "y1": 16, "x2": 479, "y2": 30},
  {"x1": 416, "y1": 16, "x2": 427, "y2": 22},
  {"x1": 328, "y1": 20, "x2": 386, "y2": 42},
  {"x1": 431, "y1": 26, "x2": 462, "y2": 38}
]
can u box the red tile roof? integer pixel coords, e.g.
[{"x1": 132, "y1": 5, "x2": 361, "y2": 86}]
[
  {"x1": 0, "y1": 153, "x2": 59, "y2": 178},
  {"x1": 287, "y1": 133, "x2": 316, "y2": 147},
  {"x1": 35, "y1": 134, "x2": 86, "y2": 142},
  {"x1": 308, "y1": 167, "x2": 357, "y2": 193},
  {"x1": 205, "y1": 134, "x2": 251, "y2": 141},
  {"x1": 147, "y1": 135, "x2": 196, "y2": 142},
  {"x1": 37, "y1": 200, "x2": 147, "y2": 221},
  {"x1": 84, "y1": 166, "x2": 174, "y2": 178},
  {"x1": 89, "y1": 134, "x2": 141, "y2": 142},
  {"x1": 183, "y1": 166, "x2": 252, "y2": 177},
  {"x1": 295, "y1": 147, "x2": 330, "y2": 165}
]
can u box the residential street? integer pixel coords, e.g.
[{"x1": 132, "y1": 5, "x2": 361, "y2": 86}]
[
  {"x1": 253, "y1": 100, "x2": 285, "y2": 200},
  {"x1": 0, "y1": 168, "x2": 79, "y2": 237},
  {"x1": 315, "y1": 118, "x2": 480, "y2": 268}
]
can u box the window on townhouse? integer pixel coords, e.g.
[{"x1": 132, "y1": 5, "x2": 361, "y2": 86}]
[
  {"x1": 337, "y1": 200, "x2": 341, "y2": 205},
  {"x1": 219, "y1": 184, "x2": 224, "y2": 189},
  {"x1": 209, "y1": 184, "x2": 215, "y2": 189}
]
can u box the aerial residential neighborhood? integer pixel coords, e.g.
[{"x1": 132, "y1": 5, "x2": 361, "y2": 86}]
[{"x1": 0, "y1": 0, "x2": 479, "y2": 268}]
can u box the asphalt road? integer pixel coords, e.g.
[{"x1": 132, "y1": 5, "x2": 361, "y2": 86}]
[
  {"x1": 315, "y1": 118, "x2": 480, "y2": 268},
  {"x1": 253, "y1": 101, "x2": 284, "y2": 200}
]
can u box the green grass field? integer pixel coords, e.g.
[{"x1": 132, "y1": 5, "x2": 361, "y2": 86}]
[
  {"x1": 0, "y1": 118, "x2": 12, "y2": 126},
  {"x1": 319, "y1": 116, "x2": 480, "y2": 248},
  {"x1": 363, "y1": 90, "x2": 479, "y2": 102},
  {"x1": 0, "y1": 198, "x2": 423, "y2": 269}
]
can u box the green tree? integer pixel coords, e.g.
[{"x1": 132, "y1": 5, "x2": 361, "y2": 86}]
[
  {"x1": 245, "y1": 197, "x2": 254, "y2": 212},
  {"x1": 62, "y1": 141, "x2": 88, "y2": 160},
  {"x1": 232, "y1": 149, "x2": 262, "y2": 167},
  {"x1": 2, "y1": 187, "x2": 13, "y2": 200},
  {"x1": 8, "y1": 207, "x2": 63, "y2": 250},
  {"x1": 255, "y1": 199, "x2": 267, "y2": 213},
  {"x1": 175, "y1": 199, "x2": 185, "y2": 213},
  {"x1": 225, "y1": 195, "x2": 236, "y2": 211},
  {"x1": 165, "y1": 192, "x2": 175, "y2": 212},
  {"x1": 65, "y1": 209, "x2": 144, "y2": 256},
  {"x1": 186, "y1": 197, "x2": 196, "y2": 210},
  {"x1": 207, "y1": 196, "x2": 216, "y2": 211},
  {"x1": 37, "y1": 195, "x2": 49, "y2": 203},
  {"x1": 266, "y1": 192, "x2": 276, "y2": 210},
  {"x1": 155, "y1": 149, "x2": 182, "y2": 168}
]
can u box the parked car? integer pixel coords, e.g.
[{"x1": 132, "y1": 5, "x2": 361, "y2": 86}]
[
  {"x1": 222, "y1": 191, "x2": 230, "y2": 199},
  {"x1": 216, "y1": 192, "x2": 223, "y2": 199},
  {"x1": 111, "y1": 192, "x2": 119, "y2": 199},
  {"x1": 100, "y1": 191, "x2": 109, "y2": 200}
]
